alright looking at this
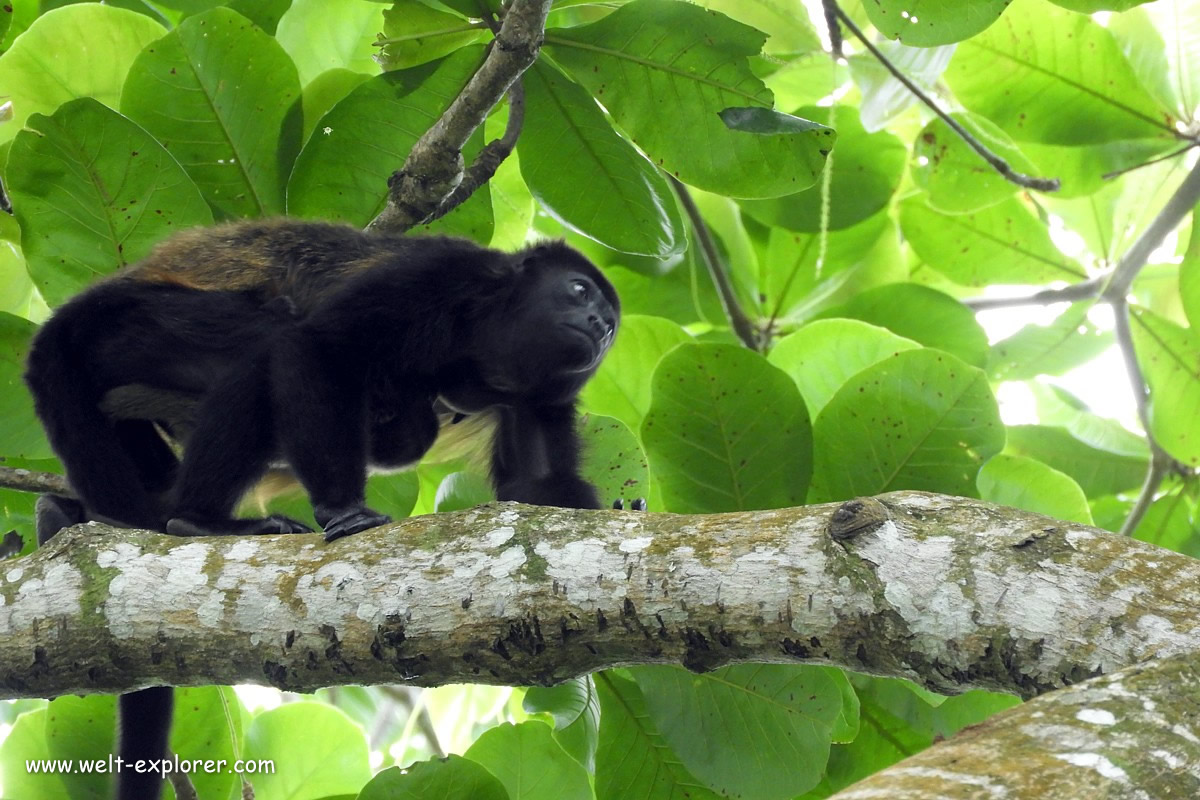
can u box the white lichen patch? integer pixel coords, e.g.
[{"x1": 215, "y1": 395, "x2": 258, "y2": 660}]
[
  {"x1": 857, "y1": 521, "x2": 972, "y2": 653},
  {"x1": 5, "y1": 568, "x2": 22, "y2": 583},
  {"x1": 1054, "y1": 752, "x2": 1129, "y2": 782},
  {"x1": 1172, "y1": 724, "x2": 1200, "y2": 745},
  {"x1": 1076, "y1": 708, "x2": 1117, "y2": 726},
  {"x1": 105, "y1": 542, "x2": 221, "y2": 637},
  {"x1": 489, "y1": 545, "x2": 527, "y2": 579},
  {"x1": 1150, "y1": 749, "x2": 1185, "y2": 769},
  {"x1": 97, "y1": 542, "x2": 142, "y2": 568},
  {"x1": 498, "y1": 509, "x2": 520, "y2": 525},
  {"x1": 0, "y1": 562, "x2": 84, "y2": 634},
  {"x1": 1021, "y1": 723, "x2": 1103, "y2": 751},
  {"x1": 226, "y1": 539, "x2": 261, "y2": 561},
  {"x1": 618, "y1": 537, "x2": 652, "y2": 554},
  {"x1": 484, "y1": 527, "x2": 515, "y2": 548}
]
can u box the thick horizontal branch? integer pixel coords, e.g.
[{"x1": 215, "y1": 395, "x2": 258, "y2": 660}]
[
  {"x1": 2, "y1": 492, "x2": 1199, "y2": 699},
  {"x1": 831, "y1": 651, "x2": 1200, "y2": 799}
]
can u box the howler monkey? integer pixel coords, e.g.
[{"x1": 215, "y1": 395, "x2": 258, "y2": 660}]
[{"x1": 26, "y1": 219, "x2": 620, "y2": 800}]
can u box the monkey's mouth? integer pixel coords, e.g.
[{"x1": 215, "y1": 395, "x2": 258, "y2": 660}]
[{"x1": 562, "y1": 324, "x2": 608, "y2": 370}]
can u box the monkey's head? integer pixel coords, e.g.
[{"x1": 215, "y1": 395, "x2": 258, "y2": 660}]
[{"x1": 474, "y1": 242, "x2": 619, "y2": 400}]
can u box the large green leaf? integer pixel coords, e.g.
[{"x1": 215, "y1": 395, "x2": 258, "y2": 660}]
[
  {"x1": 1130, "y1": 306, "x2": 1200, "y2": 466},
  {"x1": 275, "y1": 0, "x2": 384, "y2": 85},
  {"x1": 360, "y1": 757, "x2": 510, "y2": 800},
  {"x1": 987, "y1": 302, "x2": 1112, "y2": 381},
  {"x1": 580, "y1": 314, "x2": 693, "y2": 431},
  {"x1": 0, "y1": 4, "x2": 165, "y2": 145},
  {"x1": 287, "y1": 48, "x2": 491, "y2": 231},
  {"x1": 977, "y1": 453, "x2": 1092, "y2": 525},
  {"x1": 0, "y1": 709, "x2": 62, "y2": 798},
  {"x1": 769, "y1": 319, "x2": 921, "y2": 417},
  {"x1": 121, "y1": 8, "x2": 303, "y2": 219},
  {"x1": 170, "y1": 687, "x2": 242, "y2": 800},
  {"x1": 376, "y1": 0, "x2": 484, "y2": 70},
  {"x1": 740, "y1": 105, "x2": 904, "y2": 232},
  {"x1": 546, "y1": 0, "x2": 832, "y2": 199},
  {"x1": 1005, "y1": 424, "x2": 1146, "y2": 498},
  {"x1": 595, "y1": 671, "x2": 722, "y2": 800},
  {"x1": 945, "y1": 0, "x2": 1173, "y2": 144},
  {"x1": 44, "y1": 695, "x2": 116, "y2": 800},
  {"x1": 900, "y1": 195, "x2": 1086, "y2": 286},
  {"x1": 6, "y1": 98, "x2": 213, "y2": 306},
  {"x1": 633, "y1": 664, "x2": 846, "y2": 800},
  {"x1": 641, "y1": 343, "x2": 812, "y2": 513},
  {"x1": 579, "y1": 413, "x2": 649, "y2": 507},
  {"x1": 464, "y1": 722, "x2": 592, "y2": 800},
  {"x1": 865, "y1": 0, "x2": 1010, "y2": 46},
  {"x1": 524, "y1": 676, "x2": 600, "y2": 771},
  {"x1": 822, "y1": 284, "x2": 990, "y2": 368},
  {"x1": 519, "y1": 61, "x2": 684, "y2": 257},
  {"x1": 244, "y1": 702, "x2": 371, "y2": 798},
  {"x1": 811, "y1": 348, "x2": 1004, "y2": 502}
]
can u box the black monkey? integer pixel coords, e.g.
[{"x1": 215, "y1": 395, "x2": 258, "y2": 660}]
[{"x1": 26, "y1": 221, "x2": 619, "y2": 800}]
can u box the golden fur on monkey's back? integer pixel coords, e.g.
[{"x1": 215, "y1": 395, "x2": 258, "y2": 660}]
[{"x1": 122, "y1": 218, "x2": 406, "y2": 312}]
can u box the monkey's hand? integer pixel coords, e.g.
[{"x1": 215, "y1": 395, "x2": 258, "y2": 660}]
[
  {"x1": 166, "y1": 514, "x2": 313, "y2": 536},
  {"x1": 612, "y1": 498, "x2": 647, "y2": 511},
  {"x1": 315, "y1": 503, "x2": 391, "y2": 542}
]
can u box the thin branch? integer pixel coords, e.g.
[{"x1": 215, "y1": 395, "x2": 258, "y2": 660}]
[
  {"x1": 0, "y1": 465, "x2": 72, "y2": 497},
  {"x1": 833, "y1": 3, "x2": 1060, "y2": 193},
  {"x1": 962, "y1": 275, "x2": 1108, "y2": 310},
  {"x1": 421, "y1": 81, "x2": 526, "y2": 226},
  {"x1": 820, "y1": 0, "x2": 843, "y2": 59},
  {"x1": 368, "y1": 0, "x2": 552, "y2": 233},
  {"x1": 669, "y1": 177, "x2": 760, "y2": 350},
  {"x1": 1117, "y1": 447, "x2": 1172, "y2": 538},
  {"x1": 1102, "y1": 142, "x2": 1200, "y2": 180}
]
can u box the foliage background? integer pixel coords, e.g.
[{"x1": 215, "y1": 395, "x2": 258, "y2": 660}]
[{"x1": 0, "y1": 0, "x2": 1196, "y2": 797}]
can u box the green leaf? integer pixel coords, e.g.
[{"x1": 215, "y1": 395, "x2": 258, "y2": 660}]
[
  {"x1": 227, "y1": 0, "x2": 293, "y2": 34},
  {"x1": 1130, "y1": 488, "x2": 1200, "y2": 557},
  {"x1": 945, "y1": 0, "x2": 1173, "y2": 144},
  {"x1": 0, "y1": 314, "x2": 50, "y2": 459},
  {"x1": 740, "y1": 105, "x2": 903, "y2": 232},
  {"x1": 580, "y1": 413, "x2": 649, "y2": 507},
  {"x1": 519, "y1": 61, "x2": 684, "y2": 257},
  {"x1": 301, "y1": 68, "x2": 373, "y2": 144},
  {"x1": 900, "y1": 195, "x2": 1086, "y2": 286},
  {"x1": 465, "y1": 722, "x2": 592, "y2": 800},
  {"x1": 641, "y1": 343, "x2": 812, "y2": 512},
  {"x1": 0, "y1": 709, "x2": 63, "y2": 798},
  {"x1": 45, "y1": 695, "x2": 117, "y2": 800},
  {"x1": 1020, "y1": 138, "x2": 1173, "y2": 199},
  {"x1": 822, "y1": 284, "x2": 990, "y2": 368},
  {"x1": 694, "y1": 0, "x2": 821, "y2": 55},
  {"x1": 287, "y1": 48, "x2": 490, "y2": 228},
  {"x1": 811, "y1": 349, "x2": 1004, "y2": 502},
  {"x1": 524, "y1": 676, "x2": 600, "y2": 771},
  {"x1": 7, "y1": 98, "x2": 213, "y2": 306},
  {"x1": 580, "y1": 314, "x2": 693, "y2": 431},
  {"x1": 0, "y1": 4, "x2": 165, "y2": 146},
  {"x1": 911, "y1": 113, "x2": 1035, "y2": 213},
  {"x1": 367, "y1": 471, "x2": 420, "y2": 520},
  {"x1": 978, "y1": 453, "x2": 1093, "y2": 524},
  {"x1": 377, "y1": 0, "x2": 484, "y2": 70},
  {"x1": 170, "y1": 687, "x2": 242, "y2": 800},
  {"x1": 595, "y1": 671, "x2": 722, "y2": 800},
  {"x1": 244, "y1": 702, "x2": 372, "y2": 798},
  {"x1": 434, "y1": 470, "x2": 494, "y2": 512},
  {"x1": 275, "y1": 0, "x2": 384, "y2": 86},
  {"x1": 769, "y1": 319, "x2": 921, "y2": 417},
  {"x1": 1050, "y1": 0, "x2": 1153, "y2": 11},
  {"x1": 121, "y1": 8, "x2": 303, "y2": 219},
  {"x1": 633, "y1": 664, "x2": 844, "y2": 799},
  {"x1": 988, "y1": 302, "x2": 1112, "y2": 381},
  {"x1": 546, "y1": 0, "x2": 831, "y2": 199},
  {"x1": 847, "y1": 41, "x2": 952, "y2": 131},
  {"x1": 1005, "y1": 425, "x2": 1146, "y2": 498},
  {"x1": 359, "y1": 757, "x2": 510, "y2": 800},
  {"x1": 719, "y1": 107, "x2": 831, "y2": 135},
  {"x1": 1182, "y1": 212, "x2": 1200, "y2": 331},
  {"x1": 865, "y1": 0, "x2": 1010, "y2": 46},
  {"x1": 1129, "y1": 307, "x2": 1200, "y2": 465}
]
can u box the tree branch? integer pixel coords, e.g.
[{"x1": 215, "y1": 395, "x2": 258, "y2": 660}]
[
  {"x1": 368, "y1": 0, "x2": 552, "y2": 233},
  {"x1": 831, "y1": 651, "x2": 1200, "y2": 799},
  {"x1": 5, "y1": 493, "x2": 1200, "y2": 701},
  {"x1": 0, "y1": 465, "x2": 71, "y2": 496}
]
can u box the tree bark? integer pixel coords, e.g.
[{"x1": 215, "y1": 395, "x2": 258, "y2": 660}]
[
  {"x1": 830, "y1": 652, "x2": 1200, "y2": 799},
  {"x1": 1, "y1": 491, "x2": 1198, "y2": 700}
]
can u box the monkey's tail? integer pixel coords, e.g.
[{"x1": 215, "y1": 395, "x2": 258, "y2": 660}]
[
  {"x1": 116, "y1": 689, "x2": 174, "y2": 800},
  {"x1": 24, "y1": 300, "x2": 164, "y2": 529}
]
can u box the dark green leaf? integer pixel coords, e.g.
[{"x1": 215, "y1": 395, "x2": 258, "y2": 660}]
[
  {"x1": 1005, "y1": 425, "x2": 1147, "y2": 498},
  {"x1": 464, "y1": 722, "x2": 592, "y2": 800},
  {"x1": 865, "y1": 0, "x2": 1010, "y2": 46},
  {"x1": 359, "y1": 756, "x2": 509, "y2": 800},
  {"x1": 1129, "y1": 307, "x2": 1200, "y2": 465},
  {"x1": 911, "y1": 113, "x2": 1034, "y2": 213},
  {"x1": 719, "y1": 107, "x2": 830, "y2": 135}
]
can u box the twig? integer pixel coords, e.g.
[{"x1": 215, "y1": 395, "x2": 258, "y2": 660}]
[
  {"x1": 0, "y1": 466, "x2": 72, "y2": 497},
  {"x1": 820, "y1": 0, "x2": 843, "y2": 59},
  {"x1": 369, "y1": 0, "x2": 552, "y2": 233},
  {"x1": 833, "y1": 3, "x2": 1060, "y2": 193},
  {"x1": 963, "y1": 275, "x2": 1108, "y2": 311},
  {"x1": 421, "y1": 81, "x2": 526, "y2": 226},
  {"x1": 669, "y1": 177, "x2": 760, "y2": 350},
  {"x1": 1102, "y1": 143, "x2": 1199, "y2": 181}
]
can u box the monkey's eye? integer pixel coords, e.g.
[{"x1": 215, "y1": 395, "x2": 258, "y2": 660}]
[{"x1": 571, "y1": 280, "x2": 589, "y2": 298}]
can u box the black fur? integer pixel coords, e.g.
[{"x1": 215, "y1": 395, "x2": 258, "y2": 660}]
[{"x1": 26, "y1": 225, "x2": 619, "y2": 800}]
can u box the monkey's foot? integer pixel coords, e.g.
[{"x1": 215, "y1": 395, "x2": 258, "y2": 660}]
[
  {"x1": 166, "y1": 514, "x2": 314, "y2": 536},
  {"x1": 315, "y1": 504, "x2": 391, "y2": 542},
  {"x1": 612, "y1": 497, "x2": 647, "y2": 511}
]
